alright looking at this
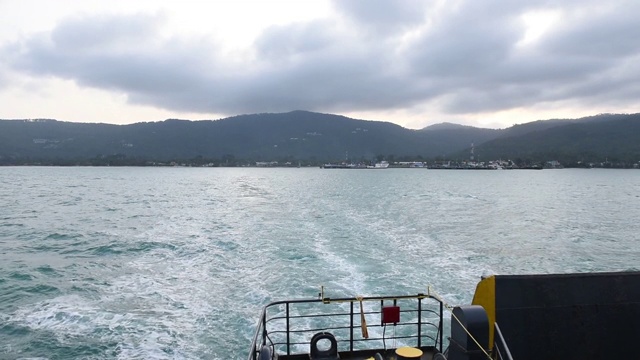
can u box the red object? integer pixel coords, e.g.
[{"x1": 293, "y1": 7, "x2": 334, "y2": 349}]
[{"x1": 382, "y1": 306, "x2": 400, "y2": 323}]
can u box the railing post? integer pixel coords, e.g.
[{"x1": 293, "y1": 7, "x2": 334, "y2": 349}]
[
  {"x1": 286, "y1": 302, "x2": 291, "y2": 356},
  {"x1": 494, "y1": 323, "x2": 514, "y2": 360},
  {"x1": 250, "y1": 294, "x2": 445, "y2": 360},
  {"x1": 260, "y1": 310, "x2": 267, "y2": 360},
  {"x1": 418, "y1": 297, "x2": 422, "y2": 347},
  {"x1": 439, "y1": 301, "x2": 443, "y2": 353},
  {"x1": 350, "y1": 300, "x2": 354, "y2": 352}
]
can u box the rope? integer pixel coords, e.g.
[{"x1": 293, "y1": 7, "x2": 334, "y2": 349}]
[
  {"x1": 356, "y1": 296, "x2": 369, "y2": 339},
  {"x1": 429, "y1": 288, "x2": 492, "y2": 360}
]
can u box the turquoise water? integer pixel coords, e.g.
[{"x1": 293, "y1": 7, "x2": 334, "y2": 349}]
[{"x1": 1, "y1": 167, "x2": 639, "y2": 359}]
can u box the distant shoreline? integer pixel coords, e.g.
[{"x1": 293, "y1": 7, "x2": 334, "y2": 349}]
[{"x1": 1, "y1": 163, "x2": 637, "y2": 169}]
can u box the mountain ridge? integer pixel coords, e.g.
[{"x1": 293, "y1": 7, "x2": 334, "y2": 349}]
[{"x1": 0, "y1": 111, "x2": 638, "y2": 166}]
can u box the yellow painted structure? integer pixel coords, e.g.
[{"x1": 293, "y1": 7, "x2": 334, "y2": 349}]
[{"x1": 471, "y1": 275, "x2": 496, "y2": 349}]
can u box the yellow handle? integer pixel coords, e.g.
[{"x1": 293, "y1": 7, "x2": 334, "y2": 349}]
[{"x1": 357, "y1": 296, "x2": 369, "y2": 339}]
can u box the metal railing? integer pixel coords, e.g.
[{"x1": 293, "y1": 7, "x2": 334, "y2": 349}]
[
  {"x1": 492, "y1": 323, "x2": 514, "y2": 360},
  {"x1": 248, "y1": 293, "x2": 444, "y2": 360}
]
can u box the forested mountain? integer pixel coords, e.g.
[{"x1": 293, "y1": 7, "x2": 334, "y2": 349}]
[
  {"x1": 0, "y1": 111, "x2": 638, "y2": 166},
  {"x1": 0, "y1": 111, "x2": 497, "y2": 164},
  {"x1": 470, "y1": 114, "x2": 640, "y2": 165}
]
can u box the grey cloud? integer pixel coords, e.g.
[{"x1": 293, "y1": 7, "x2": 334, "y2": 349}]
[
  {"x1": 6, "y1": 14, "x2": 234, "y2": 112},
  {"x1": 542, "y1": 3, "x2": 640, "y2": 58},
  {"x1": 330, "y1": 0, "x2": 428, "y2": 35},
  {"x1": 548, "y1": 55, "x2": 640, "y2": 105},
  {"x1": 255, "y1": 20, "x2": 335, "y2": 61},
  {"x1": 3, "y1": 1, "x2": 640, "y2": 121},
  {"x1": 402, "y1": 0, "x2": 640, "y2": 114},
  {"x1": 407, "y1": 1, "x2": 529, "y2": 78},
  {"x1": 49, "y1": 13, "x2": 162, "y2": 53},
  {"x1": 249, "y1": 20, "x2": 432, "y2": 112}
]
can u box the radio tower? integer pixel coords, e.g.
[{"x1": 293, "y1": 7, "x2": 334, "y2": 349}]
[{"x1": 470, "y1": 143, "x2": 475, "y2": 162}]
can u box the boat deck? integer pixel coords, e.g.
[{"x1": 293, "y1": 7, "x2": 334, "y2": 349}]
[
  {"x1": 248, "y1": 294, "x2": 445, "y2": 360},
  {"x1": 278, "y1": 346, "x2": 439, "y2": 360}
]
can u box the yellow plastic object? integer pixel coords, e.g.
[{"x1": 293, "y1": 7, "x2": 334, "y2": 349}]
[
  {"x1": 471, "y1": 275, "x2": 496, "y2": 349},
  {"x1": 395, "y1": 346, "x2": 423, "y2": 359}
]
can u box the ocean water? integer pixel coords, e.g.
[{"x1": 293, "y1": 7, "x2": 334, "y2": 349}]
[{"x1": 1, "y1": 167, "x2": 639, "y2": 359}]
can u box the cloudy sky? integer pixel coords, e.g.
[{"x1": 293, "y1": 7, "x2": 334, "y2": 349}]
[{"x1": 1, "y1": 0, "x2": 639, "y2": 129}]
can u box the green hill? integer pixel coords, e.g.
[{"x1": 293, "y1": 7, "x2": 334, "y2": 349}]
[
  {"x1": 470, "y1": 113, "x2": 640, "y2": 166},
  {"x1": 0, "y1": 111, "x2": 638, "y2": 167}
]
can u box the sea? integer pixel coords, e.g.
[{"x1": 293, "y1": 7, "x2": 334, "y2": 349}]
[{"x1": 1, "y1": 166, "x2": 639, "y2": 359}]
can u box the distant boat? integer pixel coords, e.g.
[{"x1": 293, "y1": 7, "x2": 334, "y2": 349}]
[
  {"x1": 367, "y1": 161, "x2": 389, "y2": 169},
  {"x1": 322, "y1": 161, "x2": 389, "y2": 169},
  {"x1": 322, "y1": 163, "x2": 367, "y2": 169}
]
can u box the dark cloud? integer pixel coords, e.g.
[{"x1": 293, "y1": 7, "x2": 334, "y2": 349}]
[
  {"x1": 330, "y1": 0, "x2": 428, "y2": 35},
  {"x1": 49, "y1": 13, "x2": 161, "y2": 53},
  {"x1": 542, "y1": 3, "x2": 640, "y2": 58},
  {"x1": 408, "y1": 1, "x2": 525, "y2": 78},
  {"x1": 401, "y1": 1, "x2": 640, "y2": 114},
  {"x1": 3, "y1": 1, "x2": 640, "y2": 121},
  {"x1": 249, "y1": 20, "x2": 431, "y2": 113},
  {"x1": 5, "y1": 13, "x2": 233, "y2": 112},
  {"x1": 254, "y1": 20, "x2": 335, "y2": 61}
]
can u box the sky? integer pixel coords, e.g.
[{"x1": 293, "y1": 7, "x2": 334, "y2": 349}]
[{"x1": 1, "y1": 0, "x2": 639, "y2": 129}]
